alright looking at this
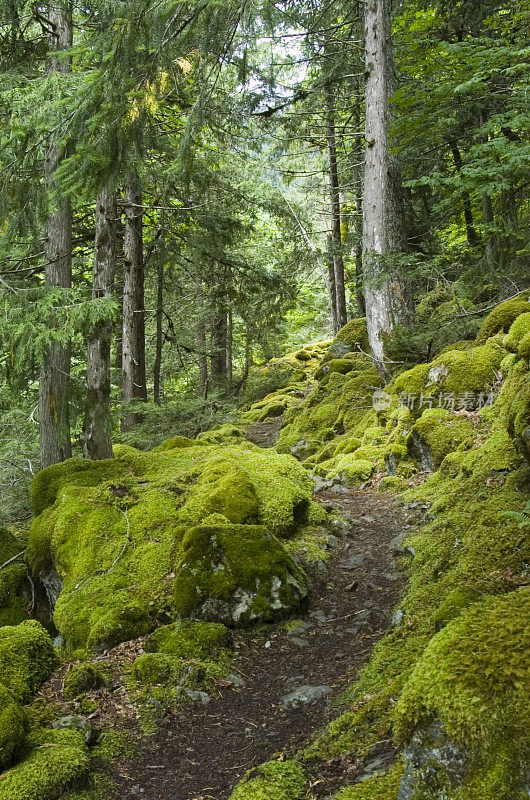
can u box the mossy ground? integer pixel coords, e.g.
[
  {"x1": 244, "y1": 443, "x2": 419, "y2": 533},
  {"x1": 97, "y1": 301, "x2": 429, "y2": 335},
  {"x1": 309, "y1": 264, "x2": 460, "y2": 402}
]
[{"x1": 27, "y1": 440, "x2": 321, "y2": 650}]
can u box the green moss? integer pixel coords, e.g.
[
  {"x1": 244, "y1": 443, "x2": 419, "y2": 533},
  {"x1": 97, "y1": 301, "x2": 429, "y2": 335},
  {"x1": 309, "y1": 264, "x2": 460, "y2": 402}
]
[
  {"x1": 328, "y1": 456, "x2": 374, "y2": 485},
  {"x1": 229, "y1": 759, "x2": 306, "y2": 800},
  {"x1": 90, "y1": 730, "x2": 136, "y2": 764},
  {"x1": 0, "y1": 620, "x2": 56, "y2": 702},
  {"x1": 432, "y1": 586, "x2": 484, "y2": 629},
  {"x1": 195, "y1": 425, "x2": 245, "y2": 444},
  {"x1": 409, "y1": 409, "x2": 475, "y2": 469},
  {"x1": 28, "y1": 442, "x2": 318, "y2": 649},
  {"x1": 64, "y1": 664, "x2": 107, "y2": 699},
  {"x1": 323, "y1": 318, "x2": 370, "y2": 361},
  {"x1": 30, "y1": 457, "x2": 128, "y2": 517},
  {"x1": 0, "y1": 683, "x2": 25, "y2": 770},
  {"x1": 476, "y1": 295, "x2": 530, "y2": 345},
  {"x1": 332, "y1": 761, "x2": 404, "y2": 799},
  {"x1": 0, "y1": 728, "x2": 89, "y2": 800},
  {"x1": 391, "y1": 341, "x2": 505, "y2": 406},
  {"x1": 172, "y1": 523, "x2": 308, "y2": 625},
  {"x1": 503, "y1": 312, "x2": 530, "y2": 358},
  {"x1": 145, "y1": 619, "x2": 231, "y2": 659},
  {"x1": 132, "y1": 651, "x2": 226, "y2": 692},
  {"x1": 151, "y1": 435, "x2": 196, "y2": 450}
]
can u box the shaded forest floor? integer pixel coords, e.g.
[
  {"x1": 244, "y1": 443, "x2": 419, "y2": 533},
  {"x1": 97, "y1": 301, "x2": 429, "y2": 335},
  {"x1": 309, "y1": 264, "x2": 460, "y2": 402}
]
[
  {"x1": 109, "y1": 487, "x2": 412, "y2": 800},
  {"x1": 38, "y1": 420, "x2": 417, "y2": 800}
]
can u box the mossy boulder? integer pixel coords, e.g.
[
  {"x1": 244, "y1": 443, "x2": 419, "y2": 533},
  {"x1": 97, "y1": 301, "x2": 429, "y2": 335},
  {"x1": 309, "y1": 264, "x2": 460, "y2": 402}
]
[
  {"x1": 27, "y1": 442, "x2": 317, "y2": 649},
  {"x1": 408, "y1": 408, "x2": 475, "y2": 470},
  {"x1": 395, "y1": 589, "x2": 530, "y2": 799},
  {"x1": 323, "y1": 318, "x2": 369, "y2": 362},
  {"x1": 145, "y1": 619, "x2": 231, "y2": 659},
  {"x1": 229, "y1": 759, "x2": 307, "y2": 800},
  {"x1": 0, "y1": 728, "x2": 89, "y2": 800},
  {"x1": 173, "y1": 524, "x2": 308, "y2": 625},
  {"x1": 327, "y1": 456, "x2": 374, "y2": 485},
  {"x1": 64, "y1": 664, "x2": 107, "y2": 699},
  {"x1": 0, "y1": 620, "x2": 56, "y2": 702},
  {"x1": 503, "y1": 312, "x2": 530, "y2": 358},
  {"x1": 391, "y1": 340, "x2": 505, "y2": 412},
  {"x1": 476, "y1": 294, "x2": 530, "y2": 345},
  {"x1": 0, "y1": 683, "x2": 25, "y2": 770},
  {"x1": 332, "y1": 761, "x2": 403, "y2": 799}
]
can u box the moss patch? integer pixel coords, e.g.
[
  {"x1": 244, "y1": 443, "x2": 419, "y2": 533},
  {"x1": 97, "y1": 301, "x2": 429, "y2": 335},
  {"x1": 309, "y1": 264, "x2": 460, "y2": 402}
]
[
  {"x1": 27, "y1": 441, "x2": 318, "y2": 649},
  {"x1": 0, "y1": 620, "x2": 56, "y2": 703},
  {"x1": 229, "y1": 759, "x2": 307, "y2": 800},
  {"x1": 476, "y1": 294, "x2": 530, "y2": 345},
  {"x1": 0, "y1": 728, "x2": 89, "y2": 800},
  {"x1": 332, "y1": 761, "x2": 404, "y2": 799},
  {"x1": 172, "y1": 523, "x2": 308, "y2": 625},
  {"x1": 145, "y1": 619, "x2": 231, "y2": 659}
]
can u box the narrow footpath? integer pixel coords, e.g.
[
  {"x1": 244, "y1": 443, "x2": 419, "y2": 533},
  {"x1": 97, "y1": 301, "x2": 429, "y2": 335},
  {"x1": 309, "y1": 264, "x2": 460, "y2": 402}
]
[{"x1": 107, "y1": 421, "x2": 417, "y2": 799}]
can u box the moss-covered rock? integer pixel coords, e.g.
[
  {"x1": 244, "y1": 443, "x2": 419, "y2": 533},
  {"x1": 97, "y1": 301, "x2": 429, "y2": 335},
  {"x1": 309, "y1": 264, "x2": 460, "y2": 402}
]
[
  {"x1": 332, "y1": 761, "x2": 403, "y2": 799},
  {"x1": 172, "y1": 523, "x2": 308, "y2": 625},
  {"x1": 503, "y1": 312, "x2": 530, "y2": 358},
  {"x1": 0, "y1": 683, "x2": 25, "y2": 771},
  {"x1": 323, "y1": 318, "x2": 369, "y2": 363},
  {"x1": 63, "y1": 664, "x2": 107, "y2": 699},
  {"x1": 229, "y1": 759, "x2": 307, "y2": 800},
  {"x1": 0, "y1": 620, "x2": 56, "y2": 702},
  {"x1": 27, "y1": 442, "x2": 317, "y2": 649},
  {"x1": 408, "y1": 408, "x2": 475, "y2": 470},
  {"x1": 476, "y1": 294, "x2": 530, "y2": 345},
  {"x1": 0, "y1": 728, "x2": 89, "y2": 800},
  {"x1": 145, "y1": 619, "x2": 231, "y2": 659}
]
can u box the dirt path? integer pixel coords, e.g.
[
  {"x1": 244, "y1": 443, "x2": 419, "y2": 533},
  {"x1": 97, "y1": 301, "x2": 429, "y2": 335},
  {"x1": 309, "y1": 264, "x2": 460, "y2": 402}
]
[{"x1": 111, "y1": 478, "x2": 415, "y2": 799}]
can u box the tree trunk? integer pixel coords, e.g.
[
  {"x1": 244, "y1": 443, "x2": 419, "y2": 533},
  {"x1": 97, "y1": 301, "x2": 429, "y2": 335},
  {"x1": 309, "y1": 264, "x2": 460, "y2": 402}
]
[
  {"x1": 482, "y1": 193, "x2": 498, "y2": 270},
  {"x1": 153, "y1": 254, "x2": 164, "y2": 405},
  {"x1": 325, "y1": 84, "x2": 347, "y2": 330},
  {"x1": 83, "y1": 189, "x2": 116, "y2": 460},
  {"x1": 39, "y1": 2, "x2": 73, "y2": 468},
  {"x1": 210, "y1": 308, "x2": 227, "y2": 384},
  {"x1": 195, "y1": 281, "x2": 208, "y2": 398},
  {"x1": 354, "y1": 98, "x2": 366, "y2": 316},
  {"x1": 226, "y1": 309, "x2": 233, "y2": 393},
  {"x1": 325, "y1": 234, "x2": 339, "y2": 334},
  {"x1": 362, "y1": 0, "x2": 408, "y2": 381},
  {"x1": 448, "y1": 140, "x2": 480, "y2": 247},
  {"x1": 122, "y1": 178, "x2": 147, "y2": 431}
]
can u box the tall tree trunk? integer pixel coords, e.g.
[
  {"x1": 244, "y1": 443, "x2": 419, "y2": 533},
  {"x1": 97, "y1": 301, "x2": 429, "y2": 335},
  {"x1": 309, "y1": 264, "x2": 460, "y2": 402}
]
[
  {"x1": 195, "y1": 281, "x2": 208, "y2": 398},
  {"x1": 482, "y1": 193, "x2": 498, "y2": 270},
  {"x1": 325, "y1": 84, "x2": 347, "y2": 330},
  {"x1": 325, "y1": 234, "x2": 339, "y2": 334},
  {"x1": 83, "y1": 189, "x2": 116, "y2": 460},
  {"x1": 362, "y1": 0, "x2": 408, "y2": 381},
  {"x1": 153, "y1": 255, "x2": 164, "y2": 405},
  {"x1": 354, "y1": 96, "x2": 366, "y2": 316},
  {"x1": 226, "y1": 310, "x2": 233, "y2": 393},
  {"x1": 39, "y1": 3, "x2": 73, "y2": 468},
  {"x1": 122, "y1": 178, "x2": 147, "y2": 431},
  {"x1": 448, "y1": 140, "x2": 480, "y2": 247},
  {"x1": 210, "y1": 308, "x2": 227, "y2": 384}
]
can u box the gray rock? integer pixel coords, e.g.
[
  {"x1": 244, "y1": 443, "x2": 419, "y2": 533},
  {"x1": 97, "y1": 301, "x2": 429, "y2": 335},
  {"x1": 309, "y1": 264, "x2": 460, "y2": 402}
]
[
  {"x1": 392, "y1": 609, "x2": 405, "y2": 626},
  {"x1": 226, "y1": 673, "x2": 246, "y2": 688},
  {"x1": 281, "y1": 684, "x2": 332, "y2": 709},
  {"x1": 53, "y1": 634, "x2": 64, "y2": 648},
  {"x1": 398, "y1": 719, "x2": 468, "y2": 800},
  {"x1": 289, "y1": 636, "x2": 309, "y2": 647},
  {"x1": 182, "y1": 688, "x2": 211, "y2": 705},
  {"x1": 388, "y1": 531, "x2": 409, "y2": 556},
  {"x1": 53, "y1": 714, "x2": 97, "y2": 745}
]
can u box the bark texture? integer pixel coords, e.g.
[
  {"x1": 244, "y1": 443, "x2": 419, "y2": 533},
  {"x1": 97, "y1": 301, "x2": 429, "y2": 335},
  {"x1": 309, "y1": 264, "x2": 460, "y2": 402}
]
[
  {"x1": 83, "y1": 189, "x2": 117, "y2": 460},
  {"x1": 325, "y1": 85, "x2": 348, "y2": 331},
  {"x1": 39, "y1": 2, "x2": 73, "y2": 468},
  {"x1": 363, "y1": 0, "x2": 408, "y2": 380},
  {"x1": 122, "y1": 179, "x2": 147, "y2": 431}
]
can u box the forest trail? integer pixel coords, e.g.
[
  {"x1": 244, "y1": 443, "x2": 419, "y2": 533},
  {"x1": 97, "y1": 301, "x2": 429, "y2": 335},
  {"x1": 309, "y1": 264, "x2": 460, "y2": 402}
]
[{"x1": 109, "y1": 421, "x2": 416, "y2": 800}]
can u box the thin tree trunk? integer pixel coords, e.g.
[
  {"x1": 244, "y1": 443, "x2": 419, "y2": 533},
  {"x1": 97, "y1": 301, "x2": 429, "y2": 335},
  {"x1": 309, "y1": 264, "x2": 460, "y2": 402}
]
[
  {"x1": 325, "y1": 84, "x2": 347, "y2": 330},
  {"x1": 448, "y1": 140, "x2": 480, "y2": 247},
  {"x1": 482, "y1": 193, "x2": 497, "y2": 270},
  {"x1": 83, "y1": 189, "x2": 116, "y2": 460},
  {"x1": 226, "y1": 309, "x2": 233, "y2": 393},
  {"x1": 196, "y1": 281, "x2": 208, "y2": 398},
  {"x1": 122, "y1": 178, "x2": 147, "y2": 431},
  {"x1": 363, "y1": 0, "x2": 408, "y2": 381},
  {"x1": 39, "y1": 2, "x2": 73, "y2": 468},
  {"x1": 354, "y1": 95, "x2": 366, "y2": 316},
  {"x1": 210, "y1": 308, "x2": 227, "y2": 384},
  {"x1": 153, "y1": 254, "x2": 164, "y2": 405},
  {"x1": 326, "y1": 234, "x2": 339, "y2": 334}
]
